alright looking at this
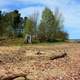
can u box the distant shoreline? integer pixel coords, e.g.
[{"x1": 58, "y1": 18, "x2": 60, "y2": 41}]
[{"x1": 69, "y1": 39, "x2": 80, "y2": 42}]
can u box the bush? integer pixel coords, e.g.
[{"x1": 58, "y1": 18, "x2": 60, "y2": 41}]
[
  {"x1": 17, "y1": 32, "x2": 23, "y2": 38},
  {"x1": 32, "y1": 39, "x2": 40, "y2": 44}
]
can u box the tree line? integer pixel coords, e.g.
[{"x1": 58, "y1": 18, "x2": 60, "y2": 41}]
[{"x1": 0, "y1": 8, "x2": 68, "y2": 43}]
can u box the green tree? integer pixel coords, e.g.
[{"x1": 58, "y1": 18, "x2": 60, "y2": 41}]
[
  {"x1": 38, "y1": 22, "x2": 47, "y2": 41},
  {"x1": 23, "y1": 17, "x2": 34, "y2": 43},
  {"x1": 40, "y1": 8, "x2": 58, "y2": 41},
  {"x1": 0, "y1": 11, "x2": 9, "y2": 37},
  {"x1": 24, "y1": 17, "x2": 34, "y2": 36},
  {"x1": 24, "y1": 12, "x2": 39, "y2": 39},
  {"x1": 38, "y1": 7, "x2": 68, "y2": 42},
  {"x1": 0, "y1": 11, "x2": 3, "y2": 36},
  {"x1": 6, "y1": 10, "x2": 22, "y2": 37}
]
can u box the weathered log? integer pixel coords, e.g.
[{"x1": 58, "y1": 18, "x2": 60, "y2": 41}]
[
  {"x1": 0, "y1": 73, "x2": 28, "y2": 80},
  {"x1": 50, "y1": 52, "x2": 67, "y2": 60}
]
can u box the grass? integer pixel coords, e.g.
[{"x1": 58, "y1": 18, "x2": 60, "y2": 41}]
[{"x1": 0, "y1": 38, "x2": 67, "y2": 46}]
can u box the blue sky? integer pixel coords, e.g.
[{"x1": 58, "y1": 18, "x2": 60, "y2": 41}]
[{"x1": 0, "y1": 0, "x2": 80, "y2": 39}]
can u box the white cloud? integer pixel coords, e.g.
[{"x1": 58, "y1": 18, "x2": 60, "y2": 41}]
[
  {"x1": 19, "y1": 6, "x2": 44, "y2": 17},
  {"x1": 0, "y1": 0, "x2": 80, "y2": 39}
]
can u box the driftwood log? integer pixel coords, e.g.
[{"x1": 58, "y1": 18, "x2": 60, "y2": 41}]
[
  {"x1": 49, "y1": 52, "x2": 67, "y2": 60},
  {"x1": 0, "y1": 73, "x2": 28, "y2": 80}
]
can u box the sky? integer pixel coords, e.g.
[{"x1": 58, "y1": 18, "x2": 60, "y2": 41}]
[{"x1": 0, "y1": 0, "x2": 80, "y2": 39}]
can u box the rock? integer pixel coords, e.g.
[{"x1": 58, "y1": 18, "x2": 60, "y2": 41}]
[
  {"x1": 13, "y1": 77, "x2": 25, "y2": 80},
  {"x1": 36, "y1": 50, "x2": 42, "y2": 55}
]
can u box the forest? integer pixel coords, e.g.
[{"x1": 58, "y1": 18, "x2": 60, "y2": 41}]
[{"x1": 0, "y1": 8, "x2": 68, "y2": 43}]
